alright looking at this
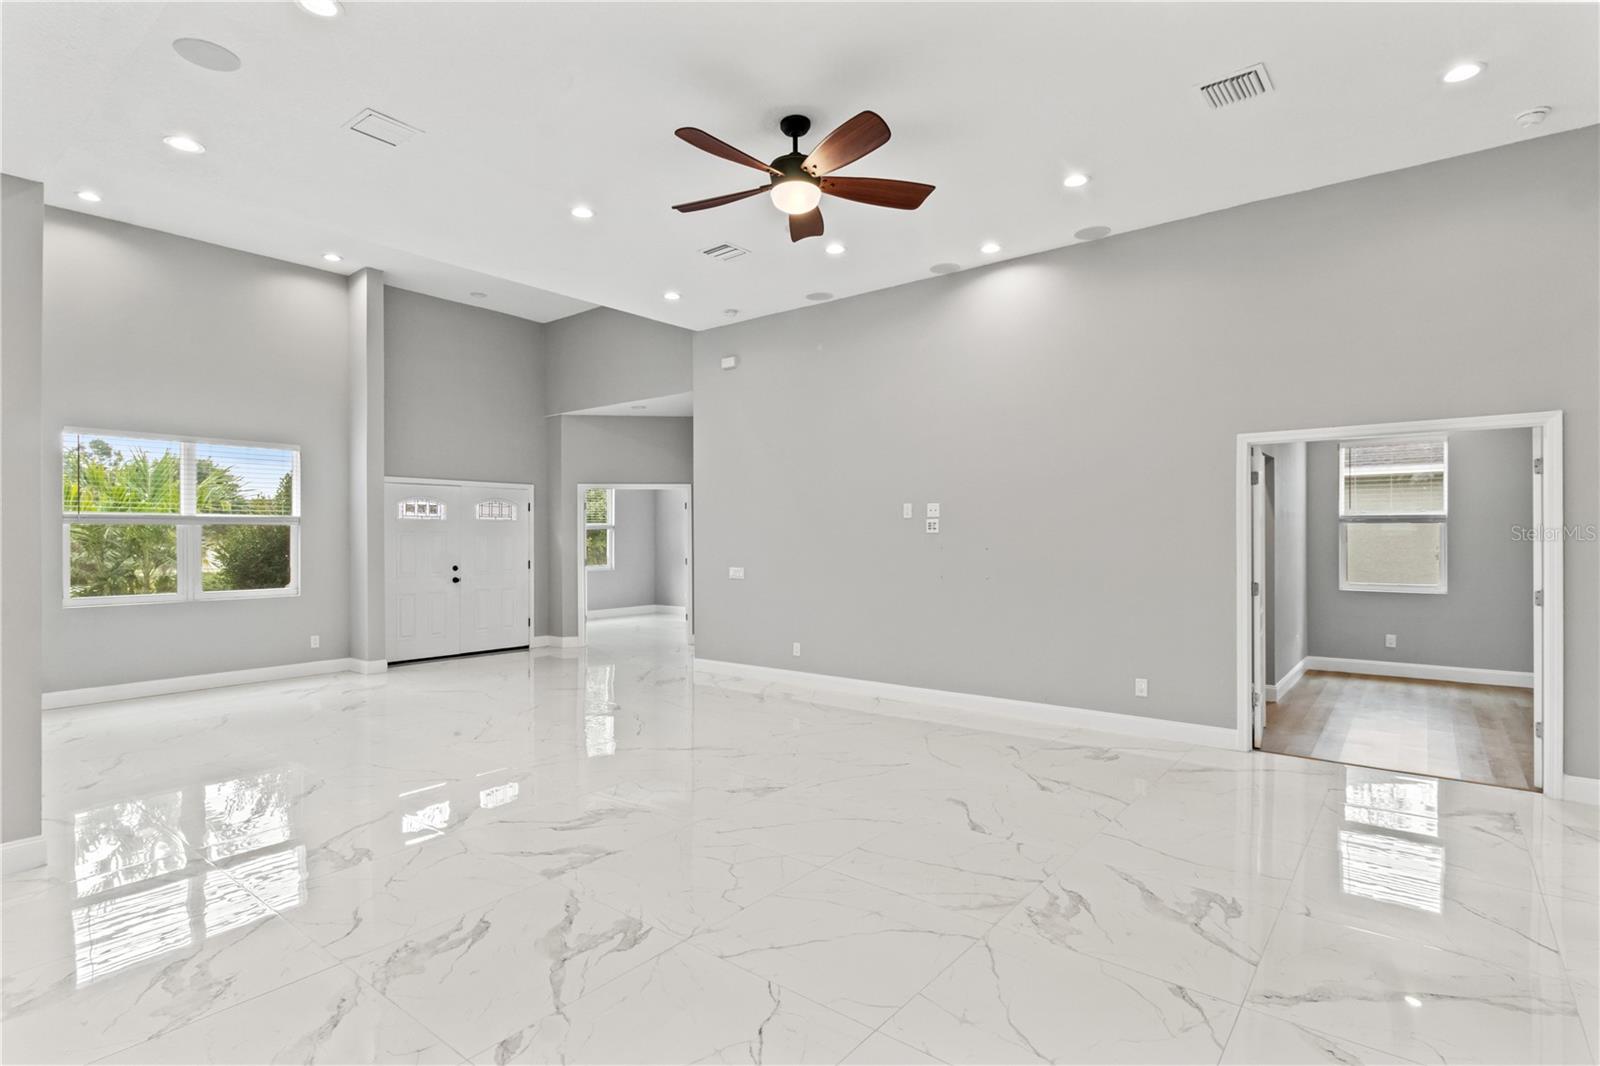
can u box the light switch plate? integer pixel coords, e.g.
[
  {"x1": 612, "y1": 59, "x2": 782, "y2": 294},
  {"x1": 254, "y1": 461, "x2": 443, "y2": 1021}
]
[
  {"x1": 926, "y1": 503, "x2": 941, "y2": 517},
  {"x1": 1385, "y1": 634, "x2": 1397, "y2": 648},
  {"x1": 925, "y1": 518, "x2": 940, "y2": 534},
  {"x1": 720, "y1": 355, "x2": 739, "y2": 370},
  {"x1": 902, "y1": 503, "x2": 913, "y2": 519},
  {"x1": 1134, "y1": 678, "x2": 1148, "y2": 697},
  {"x1": 728, "y1": 566, "x2": 745, "y2": 579}
]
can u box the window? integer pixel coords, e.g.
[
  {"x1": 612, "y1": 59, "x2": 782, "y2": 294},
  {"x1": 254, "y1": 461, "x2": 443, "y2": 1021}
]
[
  {"x1": 62, "y1": 430, "x2": 300, "y2": 605},
  {"x1": 1339, "y1": 437, "x2": 1447, "y2": 594},
  {"x1": 584, "y1": 488, "x2": 614, "y2": 569},
  {"x1": 475, "y1": 498, "x2": 517, "y2": 521},
  {"x1": 398, "y1": 498, "x2": 446, "y2": 520}
]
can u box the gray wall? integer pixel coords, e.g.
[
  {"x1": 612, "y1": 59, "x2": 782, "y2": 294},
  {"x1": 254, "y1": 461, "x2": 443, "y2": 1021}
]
[
  {"x1": 549, "y1": 416, "x2": 692, "y2": 636},
  {"x1": 545, "y1": 308, "x2": 692, "y2": 414},
  {"x1": 654, "y1": 487, "x2": 690, "y2": 608},
  {"x1": 1306, "y1": 430, "x2": 1534, "y2": 672},
  {"x1": 1263, "y1": 442, "x2": 1308, "y2": 684},
  {"x1": 384, "y1": 286, "x2": 551, "y2": 633},
  {"x1": 2, "y1": 175, "x2": 44, "y2": 845},
  {"x1": 41, "y1": 210, "x2": 353, "y2": 690},
  {"x1": 587, "y1": 488, "x2": 659, "y2": 611},
  {"x1": 691, "y1": 128, "x2": 1598, "y2": 777}
]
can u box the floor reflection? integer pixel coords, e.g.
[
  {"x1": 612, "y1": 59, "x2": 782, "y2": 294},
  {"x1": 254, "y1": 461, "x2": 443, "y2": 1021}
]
[{"x1": 1337, "y1": 769, "x2": 1444, "y2": 913}]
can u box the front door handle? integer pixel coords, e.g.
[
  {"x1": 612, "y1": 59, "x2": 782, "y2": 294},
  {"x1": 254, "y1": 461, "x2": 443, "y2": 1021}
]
[{"x1": 452, "y1": 576, "x2": 460, "y2": 583}]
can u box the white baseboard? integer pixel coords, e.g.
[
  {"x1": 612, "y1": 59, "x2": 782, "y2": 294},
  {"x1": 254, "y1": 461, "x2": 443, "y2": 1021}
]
[
  {"x1": 693, "y1": 658, "x2": 1236, "y2": 749},
  {"x1": 1562, "y1": 775, "x2": 1600, "y2": 806},
  {"x1": 1269, "y1": 657, "x2": 1309, "y2": 703},
  {"x1": 586, "y1": 605, "x2": 682, "y2": 619},
  {"x1": 532, "y1": 635, "x2": 584, "y2": 649},
  {"x1": 1, "y1": 835, "x2": 46, "y2": 875},
  {"x1": 44, "y1": 657, "x2": 376, "y2": 710},
  {"x1": 1303, "y1": 656, "x2": 1533, "y2": 690}
]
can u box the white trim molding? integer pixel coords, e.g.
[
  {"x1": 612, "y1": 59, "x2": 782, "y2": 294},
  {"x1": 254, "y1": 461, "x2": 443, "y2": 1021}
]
[
  {"x1": 1302, "y1": 657, "x2": 1533, "y2": 690},
  {"x1": 1268, "y1": 656, "x2": 1310, "y2": 704},
  {"x1": 693, "y1": 658, "x2": 1236, "y2": 749},
  {"x1": 531, "y1": 635, "x2": 585, "y2": 649},
  {"x1": 586, "y1": 605, "x2": 683, "y2": 619},
  {"x1": 43, "y1": 657, "x2": 379, "y2": 710},
  {"x1": 1, "y1": 835, "x2": 46, "y2": 875},
  {"x1": 1237, "y1": 410, "x2": 1565, "y2": 798},
  {"x1": 1562, "y1": 775, "x2": 1599, "y2": 806}
]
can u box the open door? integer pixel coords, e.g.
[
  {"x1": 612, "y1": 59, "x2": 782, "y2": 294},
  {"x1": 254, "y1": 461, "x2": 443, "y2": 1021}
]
[
  {"x1": 1531, "y1": 428, "x2": 1545, "y2": 790},
  {"x1": 1250, "y1": 448, "x2": 1267, "y2": 747}
]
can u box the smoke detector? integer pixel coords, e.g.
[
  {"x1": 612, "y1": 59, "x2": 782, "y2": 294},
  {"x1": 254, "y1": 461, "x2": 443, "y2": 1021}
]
[{"x1": 1197, "y1": 63, "x2": 1274, "y2": 109}]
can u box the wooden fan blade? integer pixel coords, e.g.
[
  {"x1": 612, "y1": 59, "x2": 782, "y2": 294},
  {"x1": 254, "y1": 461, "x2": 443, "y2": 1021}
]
[
  {"x1": 672, "y1": 185, "x2": 772, "y2": 212},
  {"x1": 675, "y1": 128, "x2": 780, "y2": 175},
  {"x1": 819, "y1": 176, "x2": 935, "y2": 210},
  {"x1": 803, "y1": 111, "x2": 891, "y2": 176},
  {"x1": 789, "y1": 207, "x2": 824, "y2": 242}
]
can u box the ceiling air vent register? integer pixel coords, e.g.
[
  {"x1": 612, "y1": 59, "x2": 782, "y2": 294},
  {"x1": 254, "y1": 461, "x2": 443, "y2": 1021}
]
[
  {"x1": 700, "y1": 243, "x2": 749, "y2": 262},
  {"x1": 345, "y1": 109, "x2": 424, "y2": 147},
  {"x1": 1198, "y1": 64, "x2": 1273, "y2": 109}
]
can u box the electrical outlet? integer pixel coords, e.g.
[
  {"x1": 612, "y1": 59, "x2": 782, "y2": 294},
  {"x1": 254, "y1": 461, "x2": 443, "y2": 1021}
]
[
  {"x1": 1385, "y1": 634, "x2": 1397, "y2": 648},
  {"x1": 902, "y1": 503, "x2": 913, "y2": 519},
  {"x1": 728, "y1": 566, "x2": 745, "y2": 580},
  {"x1": 792, "y1": 642, "x2": 801, "y2": 657},
  {"x1": 926, "y1": 503, "x2": 941, "y2": 518},
  {"x1": 1134, "y1": 678, "x2": 1148, "y2": 697},
  {"x1": 309, "y1": 635, "x2": 320, "y2": 649},
  {"x1": 925, "y1": 518, "x2": 940, "y2": 534}
]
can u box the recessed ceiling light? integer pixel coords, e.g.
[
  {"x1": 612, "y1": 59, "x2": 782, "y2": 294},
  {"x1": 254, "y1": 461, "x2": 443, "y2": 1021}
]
[
  {"x1": 162, "y1": 134, "x2": 205, "y2": 154},
  {"x1": 929, "y1": 262, "x2": 960, "y2": 275},
  {"x1": 824, "y1": 241, "x2": 845, "y2": 256},
  {"x1": 1404, "y1": 995, "x2": 1423, "y2": 1008},
  {"x1": 980, "y1": 241, "x2": 1001, "y2": 255},
  {"x1": 570, "y1": 205, "x2": 594, "y2": 219},
  {"x1": 805, "y1": 292, "x2": 834, "y2": 302},
  {"x1": 295, "y1": 0, "x2": 341, "y2": 17},
  {"x1": 1075, "y1": 225, "x2": 1112, "y2": 241},
  {"x1": 663, "y1": 291, "x2": 681, "y2": 301},
  {"x1": 630, "y1": 405, "x2": 647, "y2": 410},
  {"x1": 1515, "y1": 106, "x2": 1551, "y2": 128},
  {"x1": 1063, "y1": 172, "x2": 1090, "y2": 189},
  {"x1": 171, "y1": 37, "x2": 241, "y2": 73},
  {"x1": 76, "y1": 190, "x2": 102, "y2": 203},
  {"x1": 723, "y1": 309, "x2": 740, "y2": 318},
  {"x1": 322, "y1": 252, "x2": 342, "y2": 263},
  {"x1": 1442, "y1": 61, "x2": 1483, "y2": 84},
  {"x1": 468, "y1": 291, "x2": 488, "y2": 299}
]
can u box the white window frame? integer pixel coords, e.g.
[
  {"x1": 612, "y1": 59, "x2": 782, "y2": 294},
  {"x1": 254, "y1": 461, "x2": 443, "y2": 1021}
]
[
  {"x1": 584, "y1": 488, "x2": 615, "y2": 571},
  {"x1": 61, "y1": 427, "x2": 302, "y2": 607},
  {"x1": 1337, "y1": 434, "x2": 1448, "y2": 595}
]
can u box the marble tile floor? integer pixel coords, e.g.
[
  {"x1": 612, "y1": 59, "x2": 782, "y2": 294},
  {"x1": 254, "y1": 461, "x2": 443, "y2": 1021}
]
[{"x1": 2, "y1": 615, "x2": 1595, "y2": 1065}]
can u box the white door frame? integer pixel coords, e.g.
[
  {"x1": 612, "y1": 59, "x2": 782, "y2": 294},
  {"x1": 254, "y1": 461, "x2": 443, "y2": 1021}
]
[
  {"x1": 1234, "y1": 411, "x2": 1564, "y2": 796},
  {"x1": 576, "y1": 483, "x2": 692, "y2": 647},
  {"x1": 385, "y1": 476, "x2": 536, "y2": 656}
]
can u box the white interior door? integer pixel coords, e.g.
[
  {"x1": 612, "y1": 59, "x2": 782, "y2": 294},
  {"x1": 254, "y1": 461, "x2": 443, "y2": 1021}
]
[
  {"x1": 385, "y1": 483, "x2": 460, "y2": 662},
  {"x1": 458, "y1": 488, "x2": 532, "y2": 655},
  {"x1": 1250, "y1": 449, "x2": 1267, "y2": 746},
  {"x1": 1530, "y1": 428, "x2": 1544, "y2": 789}
]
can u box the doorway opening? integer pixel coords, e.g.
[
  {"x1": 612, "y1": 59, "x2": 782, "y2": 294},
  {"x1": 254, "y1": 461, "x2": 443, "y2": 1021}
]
[
  {"x1": 384, "y1": 477, "x2": 534, "y2": 664},
  {"x1": 576, "y1": 483, "x2": 692, "y2": 648},
  {"x1": 1235, "y1": 412, "x2": 1564, "y2": 795}
]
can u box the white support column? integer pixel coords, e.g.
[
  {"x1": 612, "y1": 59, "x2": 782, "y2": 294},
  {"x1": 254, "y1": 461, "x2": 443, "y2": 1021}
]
[
  {"x1": 348, "y1": 270, "x2": 386, "y2": 666},
  {"x1": 1, "y1": 174, "x2": 45, "y2": 871}
]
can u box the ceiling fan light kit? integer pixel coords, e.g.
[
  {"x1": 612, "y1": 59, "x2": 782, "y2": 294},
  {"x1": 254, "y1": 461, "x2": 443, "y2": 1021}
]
[{"x1": 672, "y1": 111, "x2": 935, "y2": 242}]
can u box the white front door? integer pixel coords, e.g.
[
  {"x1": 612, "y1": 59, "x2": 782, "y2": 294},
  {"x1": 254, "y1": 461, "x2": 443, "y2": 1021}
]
[
  {"x1": 458, "y1": 489, "x2": 531, "y2": 655},
  {"x1": 1250, "y1": 449, "x2": 1267, "y2": 747},
  {"x1": 385, "y1": 483, "x2": 460, "y2": 662}
]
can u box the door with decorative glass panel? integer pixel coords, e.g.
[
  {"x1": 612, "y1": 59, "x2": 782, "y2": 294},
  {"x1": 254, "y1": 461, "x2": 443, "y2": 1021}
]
[{"x1": 384, "y1": 480, "x2": 532, "y2": 662}]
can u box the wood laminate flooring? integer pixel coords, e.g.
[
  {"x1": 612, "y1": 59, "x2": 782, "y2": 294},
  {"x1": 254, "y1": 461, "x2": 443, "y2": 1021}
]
[{"x1": 1262, "y1": 670, "x2": 1537, "y2": 789}]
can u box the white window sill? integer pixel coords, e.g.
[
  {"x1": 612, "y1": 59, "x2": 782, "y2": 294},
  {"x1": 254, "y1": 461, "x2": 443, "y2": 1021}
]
[
  {"x1": 65, "y1": 588, "x2": 300, "y2": 608},
  {"x1": 1338, "y1": 581, "x2": 1448, "y2": 595}
]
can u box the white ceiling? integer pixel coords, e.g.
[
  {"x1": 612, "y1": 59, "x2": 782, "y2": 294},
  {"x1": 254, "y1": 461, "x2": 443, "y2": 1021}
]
[{"x1": 4, "y1": 2, "x2": 1594, "y2": 331}]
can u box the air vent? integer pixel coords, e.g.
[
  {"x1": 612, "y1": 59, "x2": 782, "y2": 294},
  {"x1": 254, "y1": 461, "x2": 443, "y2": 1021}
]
[
  {"x1": 700, "y1": 243, "x2": 749, "y2": 262},
  {"x1": 345, "y1": 108, "x2": 423, "y2": 146},
  {"x1": 1198, "y1": 64, "x2": 1273, "y2": 109}
]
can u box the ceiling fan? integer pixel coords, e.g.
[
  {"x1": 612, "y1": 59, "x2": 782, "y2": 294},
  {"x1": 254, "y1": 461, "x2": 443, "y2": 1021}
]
[{"x1": 671, "y1": 112, "x2": 935, "y2": 242}]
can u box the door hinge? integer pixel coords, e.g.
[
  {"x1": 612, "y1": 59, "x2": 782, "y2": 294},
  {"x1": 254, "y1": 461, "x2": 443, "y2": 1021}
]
[
  {"x1": 527, "y1": 616, "x2": 531, "y2": 626},
  {"x1": 1250, "y1": 471, "x2": 1260, "y2": 486},
  {"x1": 1535, "y1": 721, "x2": 1544, "y2": 739},
  {"x1": 1251, "y1": 580, "x2": 1260, "y2": 597},
  {"x1": 1251, "y1": 689, "x2": 1260, "y2": 709},
  {"x1": 527, "y1": 560, "x2": 531, "y2": 569},
  {"x1": 1535, "y1": 589, "x2": 1543, "y2": 607},
  {"x1": 1534, "y1": 457, "x2": 1543, "y2": 475}
]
